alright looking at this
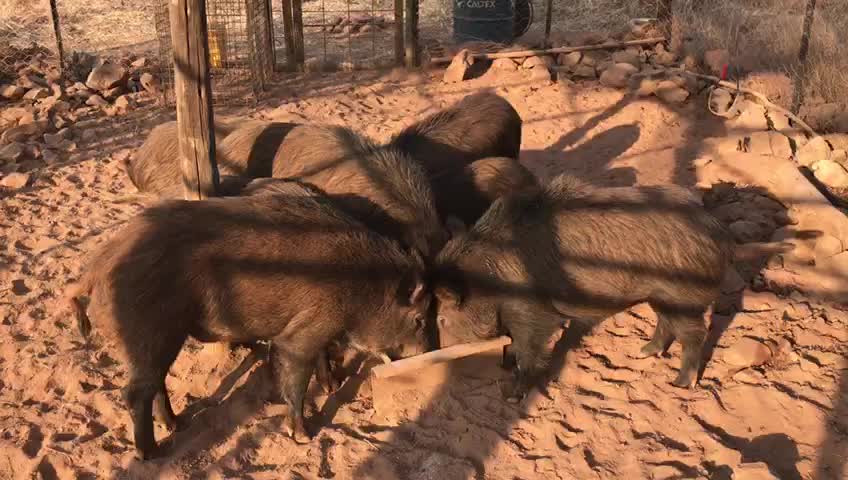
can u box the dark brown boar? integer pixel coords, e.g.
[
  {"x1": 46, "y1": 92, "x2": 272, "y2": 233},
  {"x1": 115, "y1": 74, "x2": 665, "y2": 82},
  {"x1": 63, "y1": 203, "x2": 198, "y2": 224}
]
[
  {"x1": 125, "y1": 118, "x2": 243, "y2": 195},
  {"x1": 388, "y1": 91, "x2": 522, "y2": 178},
  {"x1": 432, "y1": 176, "x2": 734, "y2": 400},
  {"x1": 268, "y1": 125, "x2": 448, "y2": 258},
  {"x1": 65, "y1": 180, "x2": 431, "y2": 460},
  {"x1": 430, "y1": 156, "x2": 538, "y2": 228}
]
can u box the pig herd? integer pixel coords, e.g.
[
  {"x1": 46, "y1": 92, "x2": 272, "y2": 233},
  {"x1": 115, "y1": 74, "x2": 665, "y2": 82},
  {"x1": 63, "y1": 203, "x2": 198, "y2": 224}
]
[{"x1": 64, "y1": 92, "x2": 734, "y2": 461}]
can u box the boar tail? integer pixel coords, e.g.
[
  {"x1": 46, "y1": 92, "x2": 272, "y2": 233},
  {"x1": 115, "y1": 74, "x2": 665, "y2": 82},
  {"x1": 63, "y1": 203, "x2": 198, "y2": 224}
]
[{"x1": 64, "y1": 275, "x2": 95, "y2": 339}]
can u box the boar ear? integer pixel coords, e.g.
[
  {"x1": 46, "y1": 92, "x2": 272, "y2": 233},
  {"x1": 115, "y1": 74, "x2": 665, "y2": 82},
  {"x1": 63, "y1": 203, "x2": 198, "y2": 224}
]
[
  {"x1": 398, "y1": 272, "x2": 428, "y2": 306},
  {"x1": 445, "y1": 216, "x2": 467, "y2": 238},
  {"x1": 409, "y1": 279, "x2": 426, "y2": 305}
]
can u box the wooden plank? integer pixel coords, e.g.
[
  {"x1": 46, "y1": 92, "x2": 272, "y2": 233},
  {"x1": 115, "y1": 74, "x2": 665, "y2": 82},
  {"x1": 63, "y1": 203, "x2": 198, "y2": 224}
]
[
  {"x1": 281, "y1": 0, "x2": 297, "y2": 71},
  {"x1": 370, "y1": 336, "x2": 512, "y2": 379},
  {"x1": 791, "y1": 0, "x2": 818, "y2": 113},
  {"x1": 394, "y1": 0, "x2": 404, "y2": 67},
  {"x1": 168, "y1": 0, "x2": 219, "y2": 200},
  {"x1": 403, "y1": 0, "x2": 418, "y2": 67}
]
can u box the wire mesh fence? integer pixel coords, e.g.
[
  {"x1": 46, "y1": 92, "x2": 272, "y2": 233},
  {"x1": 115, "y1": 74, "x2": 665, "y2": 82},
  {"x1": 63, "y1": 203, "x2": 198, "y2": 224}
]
[
  {"x1": 270, "y1": 0, "x2": 401, "y2": 72},
  {"x1": 154, "y1": 0, "x2": 275, "y2": 105},
  {"x1": 0, "y1": 1, "x2": 62, "y2": 85}
]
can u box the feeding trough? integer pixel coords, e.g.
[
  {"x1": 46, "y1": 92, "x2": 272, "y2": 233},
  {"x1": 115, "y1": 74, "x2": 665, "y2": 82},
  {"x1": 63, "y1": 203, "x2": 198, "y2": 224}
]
[{"x1": 369, "y1": 336, "x2": 513, "y2": 418}]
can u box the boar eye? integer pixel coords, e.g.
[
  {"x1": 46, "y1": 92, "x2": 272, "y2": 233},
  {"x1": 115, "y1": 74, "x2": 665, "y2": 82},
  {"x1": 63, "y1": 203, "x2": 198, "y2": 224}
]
[{"x1": 437, "y1": 316, "x2": 448, "y2": 329}]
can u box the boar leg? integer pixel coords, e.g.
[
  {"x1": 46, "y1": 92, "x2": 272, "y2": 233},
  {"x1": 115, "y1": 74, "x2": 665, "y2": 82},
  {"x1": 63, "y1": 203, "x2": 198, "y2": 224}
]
[
  {"x1": 502, "y1": 302, "x2": 562, "y2": 403},
  {"x1": 314, "y1": 349, "x2": 339, "y2": 394},
  {"x1": 270, "y1": 343, "x2": 315, "y2": 443},
  {"x1": 124, "y1": 382, "x2": 158, "y2": 460},
  {"x1": 124, "y1": 334, "x2": 186, "y2": 460},
  {"x1": 661, "y1": 310, "x2": 707, "y2": 388},
  {"x1": 153, "y1": 387, "x2": 188, "y2": 432},
  {"x1": 638, "y1": 316, "x2": 675, "y2": 358}
]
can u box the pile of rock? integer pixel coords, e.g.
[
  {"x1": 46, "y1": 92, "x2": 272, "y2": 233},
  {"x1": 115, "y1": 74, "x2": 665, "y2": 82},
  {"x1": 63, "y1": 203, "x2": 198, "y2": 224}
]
[
  {"x1": 322, "y1": 15, "x2": 389, "y2": 36},
  {"x1": 0, "y1": 51, "x2": 162, "y2": 183},
  {"x1": 443, "y1": 36, "x2": 696, "y2": 106},
  {"x1": 704, "y1": 86, "x2": 848, "y2": 205}
]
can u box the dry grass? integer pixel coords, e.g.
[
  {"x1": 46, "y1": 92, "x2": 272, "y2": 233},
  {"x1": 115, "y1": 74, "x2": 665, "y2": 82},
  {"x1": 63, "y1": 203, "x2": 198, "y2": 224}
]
[{"x1": 674, "y1": 0, "x2": 847, "y2": 104}]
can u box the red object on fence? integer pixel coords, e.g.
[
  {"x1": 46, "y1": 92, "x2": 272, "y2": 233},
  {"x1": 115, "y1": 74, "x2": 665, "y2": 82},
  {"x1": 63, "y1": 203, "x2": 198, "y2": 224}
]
[{"x1": 721, "y1": 64, "x2": 729, "y2": 80}]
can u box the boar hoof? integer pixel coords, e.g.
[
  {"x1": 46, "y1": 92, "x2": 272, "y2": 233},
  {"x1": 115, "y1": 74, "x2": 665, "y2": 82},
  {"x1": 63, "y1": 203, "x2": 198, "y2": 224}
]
[
  {"x1": 136, "y1": 444, "x2": 166, "y2": 462},
  {"x1": 671, "y1": 371, "x2": 697, "y2": 389},
  {"x1": 284, "y1": 419, "x2": 311, "y2": 444},
  {"x1": 637, "y1": 341, "x2": 665, "y2": 358}
]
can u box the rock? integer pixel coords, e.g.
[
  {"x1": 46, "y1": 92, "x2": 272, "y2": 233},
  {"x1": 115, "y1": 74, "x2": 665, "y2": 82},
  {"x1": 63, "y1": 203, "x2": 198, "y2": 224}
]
[
  {"x1": 833, "y1": 149, "x2": 848, "y2": 164},
  {"x1": 611, "y1": 50, "x2": 641, "y2": 68},
  {"x1": 709, "y1": 88, "x2": 733, "y2": 116},
  {"x1": 733, "y1": 462, "x2": 779, "y2": 480},
  {"x1": 722, "y1": 337, "x2": 772, "y2": 368},
  {"x1": 729, "y1": 219, "x2": 770, "y2": 243},
  {"x1": 833, "y1": 111, "x2": 848, "y2": 134},
  {"x1": 37, "y1": 97, "x2": 71, "y2": 117},
  {"x1": 732, "y1": 100, "x2": 769, "y2": 131},
  {"x1": 22, "y1": 88, "x2": 48, "y2": 101},
  {"x1": 571, "y1": 64, "x2": 596, "y2": 79},
  {"x1": 443, "y1": 49, "x2": 473, "y2": 83},
  {"x1": 131, "y1": 57, "x2": 147, "y2": 68},
  {"x1": 86, "y1": 62, "x2": 128, "y2": 92},
  {"x1": 103, "y1": 85, "x2": 126, "y2": 100},
  {"x1": 55, "y1": 139, "x2": 77, "y2": 153},
  {"x1": 795, "y1": 135, "x2": 832, "y2": 166},
  {"x1": 703, "y1": 49, "x2": 730, "y2": 76},
  {"x1": 743, "y1": 131, "x2": 792, "y2": 158},
  {"x1": 86, "y1": 94, "x2": 109, "y2": 107},
  {"x1": 558, "y1": 51, "x2": 581, "y2": 68},
  {"x1": 652, "y1": 43, "x2": 676, "y2": 66},
  {"x1": 811, "y1": 159, "x2": 848, "y2": 189},
  {"x1": 17, "y1": 74, "x2": 47, "y2": 89},
  {"x1": 22, "y1": 143, "x2": 41, "y2": 160},
  {"x1": 114, "y1": 94, "x2": 133, "y2": 111},
  {"x1": 0, "y1": 121, "x2": 47, "y2": 144},
  {"x1": 782, "y1": 302, "x2": 813, "y2": 321},
  {"x1": 655, "y1": 80, "x2": 689, "y2": 104},
  {"x1": 491, "y1": 57, "x2": 518, "y2": 71},
  {"x1": 0, "y1": 172, "x2": 30, "y2": 189},
  {"x1": 631, "y1": 77, "x2": 659, "y2": 96},
  {"x1": 0, "y1": 84, "x2": 25, "y2": 100},
  {"x1": 0, "y1": 143, "x2": 25, "y2": 163},
  {"x1": 42, "y1": 149, "x2": 59, "y2": 165},
  {"x1": 1, "y1": 106, "x2": 30, "y2": 124},
  {"x1": 803, "y1": 103, "x2": 843, "y2": 132},
  {"x1": 529, "y1": 65, "x2": 553, "y2": 83},
  {"x1": 599, "y1": 62, "x2": 638, "y2": 88},
  {"x1": 43, "y1": 128, "x2": 71, "y2": 147},
  {"x1": 522, "y1": 56, "x2": 552, "y2": 69},
  {"x1": 740, "y1": 290, "x2": 781, "y2": 312}
]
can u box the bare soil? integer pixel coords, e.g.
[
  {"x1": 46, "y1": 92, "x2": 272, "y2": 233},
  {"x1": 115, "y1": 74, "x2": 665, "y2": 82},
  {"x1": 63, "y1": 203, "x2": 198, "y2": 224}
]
[{"x1": 1, "y1": 67, "x2": 846, "y2": 480}]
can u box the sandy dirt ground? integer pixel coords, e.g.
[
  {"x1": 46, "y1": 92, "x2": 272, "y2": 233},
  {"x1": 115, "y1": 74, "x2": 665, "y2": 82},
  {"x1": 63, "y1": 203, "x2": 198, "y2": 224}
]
[{"x1": 1, "y1": 66, "x2": 847, "y2": 480}]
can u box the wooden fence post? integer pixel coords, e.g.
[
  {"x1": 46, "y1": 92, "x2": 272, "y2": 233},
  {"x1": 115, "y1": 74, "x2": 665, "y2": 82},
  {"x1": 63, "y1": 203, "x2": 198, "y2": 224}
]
[
  {"x1": 543, "y1": 0, "x2": 553, "y2": 47},
  {"x1": 791, "y1": 0, "x2": 817, "y2": 114},
  {"x1": 48, "y1": 0, "x2": 65, "y2": 76},
  {"x1": 168, "y1": 0, "x2": 219, "y2": 200},
  {"x1": 404, "y1": 0, "x2": 418, "y2": 68},
  {"x1": 395, "y1": 0, "x2": 404, "y2": 66}
]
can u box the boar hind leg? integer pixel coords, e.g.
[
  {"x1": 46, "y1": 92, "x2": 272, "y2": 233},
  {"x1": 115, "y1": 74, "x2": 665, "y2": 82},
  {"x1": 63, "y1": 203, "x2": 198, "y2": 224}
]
[
  {"x1": 638, "y1": 315, "x2": 675, "y2": 358},
  {"x1": 659, "y1": 310, "x2": 707, "y2": 389},
  {"x1": 269, "y1": 342, "x2": 316, "y2": 443}
]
